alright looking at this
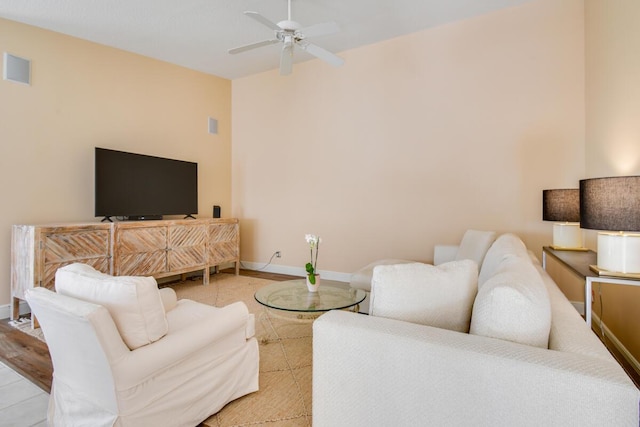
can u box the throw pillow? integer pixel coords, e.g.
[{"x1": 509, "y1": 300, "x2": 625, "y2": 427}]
[
  {"x1": 370, "y1": 260, "x2": 478, "y2": 333},
  {"x1": 455, "y1": 229, "x2": 497, "y2": 267},
  {"x1": 470, "y1": 258, "x2": 551, "y2": 348},
  {"x1": 478, "y1": 233, "x2": 529, "y2": 286},
  {"x1": 55, "y1": 263, "x2": 168, "y2": 350}
]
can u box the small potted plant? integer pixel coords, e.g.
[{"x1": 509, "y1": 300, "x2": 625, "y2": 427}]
[{"x1": 305, "y1": 234, "x2": 321, "y2": 292}]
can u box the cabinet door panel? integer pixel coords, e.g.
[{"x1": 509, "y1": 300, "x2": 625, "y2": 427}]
[
  {"x1": 168, "y1": 225, "x2": 207, "y2": 270},
  {"x1": 209, "y1": 223, "x2": 239, "y2": 264},
  {"x1": 209, "y1": 223, "x2": 238, "y2": 243},
  {"x1": 42, "y1": 257, "x2": 111, "y2": 291},
  {"x1": 209, "y1": 242, "x2": 239, "y2": 265},
  {"x1": 43, "y1": 230, "x2": 111, "y2": 263},
  {"x1": 41, "y1": 229, "x2": 112, "y2": 290},
  {"x1": 168, "y1": 246, "x2": 207, "y2": 271},
  {"x1": 114, "y1": 226, "x2": 167, "y2": 276},
  {"x1": 117, "y1": 227, "x2": 166, "y2": 253},
  {"x1": 168, "y1": 225, "x2": 207, "y2": 248},
  {"x1": 117, "y1": 252, "x2": 167, "y2": 276}
]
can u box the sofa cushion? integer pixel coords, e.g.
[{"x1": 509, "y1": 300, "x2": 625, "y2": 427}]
[
  {"x1": 370, "y1": 260, "x2": 478, "y2": 333},
  {"x1": 55, "y1": 263, "x2": 168, "y2": 350},
  {"x1": 478, "y1": 233, "x2": 529, "y2": 286},
  {"x1": 454, "y1": 229, "x2": 497, "y2": 267},
  {"x1": 470, "y1": 257, "x2": 551, "y2": 348}
]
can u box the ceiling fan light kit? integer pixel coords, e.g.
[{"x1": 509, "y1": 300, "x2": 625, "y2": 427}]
[{"x1": 228, "y1": 0, "x2": 344, "y2": 75}]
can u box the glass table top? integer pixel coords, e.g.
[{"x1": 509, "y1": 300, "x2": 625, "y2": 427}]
[{"x1": 254, "y1": 279, "x2": 366, "y2": 313}]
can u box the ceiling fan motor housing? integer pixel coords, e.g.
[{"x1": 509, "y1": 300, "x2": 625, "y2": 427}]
[{"x1": 277, "y1": 20, "x2": 301, "y2": 31}]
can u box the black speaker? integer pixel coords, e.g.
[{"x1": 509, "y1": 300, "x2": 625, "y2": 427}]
[{"x1": 213, "y1": 205, "x2": 221, "y2": 218}]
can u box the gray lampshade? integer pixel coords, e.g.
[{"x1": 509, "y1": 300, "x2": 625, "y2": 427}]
[
  {"x1": 542, "y1": 189, "x2": 579, "y2": 222},
  {"x1": 580, "y1": 176, "x2": 640, "y2": 232}
]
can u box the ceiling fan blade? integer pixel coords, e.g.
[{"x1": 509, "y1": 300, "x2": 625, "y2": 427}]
[
  {"x1": 280, "y1": 44, "x2": 293, "y2": 75},
  {"x1": 297, "y1": 41, "x2": 344, "y2": 67},
  {"x1": 228, "y1": 39, "x2": 279, "y2": 55},
  {"x1": 244, "y1": 11, "x2": 281, "y2": 31},
  {"x1": 299, "y1": 21, "x2": 340, "y2": 38}
]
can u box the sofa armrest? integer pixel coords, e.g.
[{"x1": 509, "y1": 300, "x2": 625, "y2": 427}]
[
  {"x1": 158, "y1": 287, "x2": 178, "y2": 312},
  {"x1": 433, "y1": 244, "x2": 459, "y2": 265},
  {"x1": 313, "y1": 311, "x2": 639, "y2": 427},
  {"x1": 350, "y1": 259, "x2": 415, "y2": 292}
]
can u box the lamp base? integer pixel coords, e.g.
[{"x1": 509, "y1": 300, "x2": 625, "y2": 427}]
[
  {"x1": 596, "y1": 232, "x2": 640, "y2": 274},
  {"x1": 589, "y1": 265, "x2": 640, "y2": 280},
  {"x1": 552, "y1": 223, "x2": 583, "y2": 249}
]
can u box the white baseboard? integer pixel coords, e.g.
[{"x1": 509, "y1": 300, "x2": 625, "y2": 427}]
[
  {"x1": 240, "y1": 261, "x2": 352, "y2": 283},
  {"x1": 591, "y1": 311, "x2": 640, "y2": 376},
  {"x1": 0, "y1": 300, "x2": 30, "y2": 320}
]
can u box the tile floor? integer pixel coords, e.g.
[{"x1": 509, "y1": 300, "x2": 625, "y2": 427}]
[{"x1": 0, "y1": 361, "x2": 48, "y2": 427}]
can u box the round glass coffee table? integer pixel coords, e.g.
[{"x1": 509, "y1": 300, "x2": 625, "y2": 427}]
[{"x1": 255, "y1": 279, "x2": 366, "y2": 320}]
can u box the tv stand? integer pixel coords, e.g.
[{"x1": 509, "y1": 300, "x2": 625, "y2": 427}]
[
  {"x1": 11, "y1": 218, "x2": 240, "y2": 323},
  {"x1": 101, "y1": 216, "x2": 113, "y2": 223}
]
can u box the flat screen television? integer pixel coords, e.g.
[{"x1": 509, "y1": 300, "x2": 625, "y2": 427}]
[{"x1": 95, "y1": 147, "x2": 198, "y2": 221}]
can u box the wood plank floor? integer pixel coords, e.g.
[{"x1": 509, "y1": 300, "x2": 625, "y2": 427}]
[
  {"x1": 0, "y1": 318, "x2": 52, "y2": 392},
  {"x1": 0, "y1": 269, "x2": 297, "y2": 394}
]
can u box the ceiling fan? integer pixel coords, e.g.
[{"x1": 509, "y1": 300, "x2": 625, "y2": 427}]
[{"x1": 228, "y1": 0, "x2": 345, "y2": 75}]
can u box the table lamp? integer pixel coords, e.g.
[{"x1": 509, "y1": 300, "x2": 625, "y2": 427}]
[
  {"x1": 580, "y1": 176, "x2": 640, "y2": 276},
  {"x1": 542, "y1": 189, "x2": 585, "y2": 250}
]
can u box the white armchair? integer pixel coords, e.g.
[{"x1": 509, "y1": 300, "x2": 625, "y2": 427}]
[{"x1": 25, "y1": 264, "x2": 259, "y2": 427}]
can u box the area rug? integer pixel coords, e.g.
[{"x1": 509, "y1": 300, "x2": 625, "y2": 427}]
[{"x1": 11, "y1": 273, "x2": 314, "y2": 427}]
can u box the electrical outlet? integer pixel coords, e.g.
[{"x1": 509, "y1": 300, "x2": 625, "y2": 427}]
[{"x1": 275, "y1": 251, "x2": 281, "y2": 258}]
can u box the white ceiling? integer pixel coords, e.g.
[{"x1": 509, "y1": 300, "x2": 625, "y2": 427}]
[{"x1": 0, "y1": 0, "x2": 530, "y2": 80}]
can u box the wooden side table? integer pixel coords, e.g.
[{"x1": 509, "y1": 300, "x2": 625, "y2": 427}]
[{"x1": 542, "y1": 246, "x2": 640, "y2": 326}]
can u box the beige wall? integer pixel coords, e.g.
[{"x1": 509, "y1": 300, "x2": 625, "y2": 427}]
[
  {"x1": 585, "y1": 0, "x2": 640, "y2": 365},
  {"x1": 232, "y1": 0, "x2": 585, "y2": 278},
  {"x1": 0, "y1": 18, "x2": 232, "y2": 307},
  {"x1": 585, "y1": 0, "x2": 640, "y2": 178}
]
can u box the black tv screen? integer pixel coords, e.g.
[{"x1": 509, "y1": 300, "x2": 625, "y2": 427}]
[{"x1": 95, "y1": 147, "x2": 198, "y2": 219}]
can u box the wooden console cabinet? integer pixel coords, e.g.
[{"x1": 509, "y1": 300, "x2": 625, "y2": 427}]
[{"x1": 11, "y1": 218, "x2": 240, "y2": 321}]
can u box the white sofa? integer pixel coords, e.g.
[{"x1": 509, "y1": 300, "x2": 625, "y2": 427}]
[
  {"x1": 26, "y1": 263, "x2": 259, "y2": 427},
  {"x1": 313, "y1": 233, "x2": 640, "y2": 426}
]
